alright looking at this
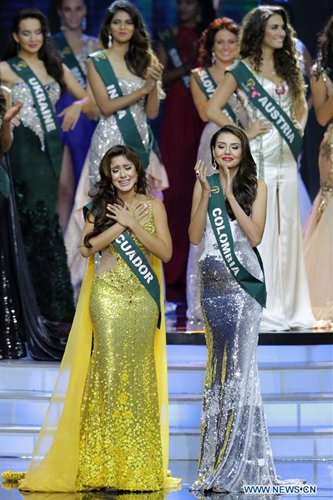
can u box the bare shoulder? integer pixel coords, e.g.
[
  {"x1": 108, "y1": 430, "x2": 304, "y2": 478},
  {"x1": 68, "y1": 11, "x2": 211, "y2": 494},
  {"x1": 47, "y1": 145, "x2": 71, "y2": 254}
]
[
  {"x1": 0, "y1": 62, "x2": 16, "y2": 84},
  {"x1": 257, "y1": 178, "x2": 267, "y2": 192}
]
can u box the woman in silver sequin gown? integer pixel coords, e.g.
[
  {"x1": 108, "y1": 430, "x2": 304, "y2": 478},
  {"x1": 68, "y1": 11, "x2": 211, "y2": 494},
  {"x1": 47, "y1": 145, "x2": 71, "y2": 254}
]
[
  {"x1": 189, "y1": 125, "x2": 303, "y2": 493},
  {"x1": 65, "y1": 1, "x2": 168, "y2": 290}
]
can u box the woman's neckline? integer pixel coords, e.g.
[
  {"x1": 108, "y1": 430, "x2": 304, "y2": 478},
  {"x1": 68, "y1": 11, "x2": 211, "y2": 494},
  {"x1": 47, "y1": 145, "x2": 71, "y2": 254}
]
[{"x1": 241, "y1": 60, "x2": 286, "y2": 86}]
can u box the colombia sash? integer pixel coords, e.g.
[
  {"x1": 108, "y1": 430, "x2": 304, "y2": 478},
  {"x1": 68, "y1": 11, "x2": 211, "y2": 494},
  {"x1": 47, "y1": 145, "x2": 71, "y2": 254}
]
[
  {"x1": 84, "y1": 202, "x2": 161, "y2": 327},
  {"x1": 228, "y1": 60, "x2": 302, "y2": 161},
  {"x1": 52, "y1": 33, "x2": 86, "y2": 88},
  {"x1": 207, "y1": 173, "x2": 266, "y2": 307},
  {"x1": 89, "y1": 50, "x2": 151, "y2": 168},
  {"x1": 158, "y1": 29, "x2": 190, "y2": 88},
  {"x1": 194, "y1": 68, "x2": 237, "y2": 124},
  {"x1": 7, "y1": 57, "x2": 63, "y2": 177}
]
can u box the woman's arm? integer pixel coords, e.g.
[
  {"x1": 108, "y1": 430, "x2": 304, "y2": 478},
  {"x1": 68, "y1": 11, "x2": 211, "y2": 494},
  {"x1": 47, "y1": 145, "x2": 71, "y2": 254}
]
[
  {"x1": 188, "y1": 161, "x2": 211, "y2": 245},
  {"x1": 87, "y1": 58, "x2": 152, "y2": 117},
  {"x1": 293, "y1": 93, "x2": 308, "y2": 135},
  {"x1": 190, "y1": 72, "x2": 209, "y2": 122},
  {"x1": 311, "y1": 73, "x2": 333, "y2": 127},
  {"x1": 206, "y1": 73, "x2": 238, "y2": 127},
  {"x1": 226, "y1": 176, "x2": 267, "y2": 247},
  {"x1": 80, "y1": 213, "x2": 126, "y2": 258},
  {"x1": 0, "y1": 101, "x2": 23, "y2": 152},
  {"x1": 59, "y1": 64, "x2": 98, "y2": 130},
  {"x1": 144, "y1": 57, "x2": 164, "y2": 119}
]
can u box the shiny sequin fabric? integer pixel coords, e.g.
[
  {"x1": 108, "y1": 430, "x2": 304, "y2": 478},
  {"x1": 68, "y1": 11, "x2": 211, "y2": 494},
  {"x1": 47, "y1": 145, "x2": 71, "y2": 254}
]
[
  {"x1": 76, "y1": 201, "x2": 165, "y2": 491},
  {"x1": 11, "y1": 81, "x2": 60, "y2": 150},
  {"x1": 89, "y1": 78, "x2": 149, "y2": 185},
  {"x1": 191, "y1": 216, "x2": 285, "y2": 493}
]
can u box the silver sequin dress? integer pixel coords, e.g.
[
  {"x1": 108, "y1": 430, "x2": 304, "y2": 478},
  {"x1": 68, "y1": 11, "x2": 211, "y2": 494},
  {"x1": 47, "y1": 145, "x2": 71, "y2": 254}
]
[
  {"x1": 191, "y1": 215, "x2": 281, "y2": 493},
  {"x1": 88, "y1": 78, "x2": 167, "y2": 189}
]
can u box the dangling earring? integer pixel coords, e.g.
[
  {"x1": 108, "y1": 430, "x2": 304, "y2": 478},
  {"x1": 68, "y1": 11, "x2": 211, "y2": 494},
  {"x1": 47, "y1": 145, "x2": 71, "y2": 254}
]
[
  {"x1": 211, "y1": 50, "x2": 216, "y2": 65},
  {"x1": 108, "y1": 33, "x2": 113, "y2": 48},
  {"x1": 60, "y1": 20, "x2": 65, "y2": 32},
  {"x1": 212, "y1": 157, "x2": 218, "y2": 170},
  {"x1": 81, "y1": 17, "x2": 87, "y2": 32}
]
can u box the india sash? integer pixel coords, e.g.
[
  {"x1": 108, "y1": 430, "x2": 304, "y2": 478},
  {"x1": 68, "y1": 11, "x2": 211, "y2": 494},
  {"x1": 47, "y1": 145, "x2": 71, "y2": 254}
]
[
  {"x1": 90, "y1": 50, "x2": 151, "y2": 168},
  {"x1": 228, "y1": 60, "x2": 302, "y2": 161},
  {"x1": 7, "y1": 57, "x2": 63, "y2": 177},
  {"x1": 207, "y1": 173, "x2": 266, "y2": 307}
]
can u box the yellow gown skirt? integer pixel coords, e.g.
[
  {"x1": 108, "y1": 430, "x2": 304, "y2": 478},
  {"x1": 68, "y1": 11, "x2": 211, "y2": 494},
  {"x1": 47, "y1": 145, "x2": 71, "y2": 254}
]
[{"x1": 76, "y1": 260, "x2": 164, "y2": 491}]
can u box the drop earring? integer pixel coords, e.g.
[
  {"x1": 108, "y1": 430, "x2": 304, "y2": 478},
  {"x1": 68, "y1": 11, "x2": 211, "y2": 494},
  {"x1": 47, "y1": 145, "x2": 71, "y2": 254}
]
[
  {"x1": 108, "y1": 33, "x2": 113, "y2": 48},
  {"x1": 211, "y1": 50, "x2": 216, "y2": 65},
  {"x1": 212, "y1": 157, "x2": 218, "y2": 170},
  {"x1": 81, "y1": 17, "x2": 87, "y2": 31}
]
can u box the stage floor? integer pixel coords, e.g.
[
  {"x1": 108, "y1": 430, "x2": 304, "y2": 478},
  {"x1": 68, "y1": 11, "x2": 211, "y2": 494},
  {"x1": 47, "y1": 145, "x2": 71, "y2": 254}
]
[{"x1": 0, "y1": 458, "x2": 332, "y2": 499}]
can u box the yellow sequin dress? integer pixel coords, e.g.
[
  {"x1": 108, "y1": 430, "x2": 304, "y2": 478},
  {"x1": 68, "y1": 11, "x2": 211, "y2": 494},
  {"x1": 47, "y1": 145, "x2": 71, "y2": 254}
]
[{"x1": 76, "y1": 200, "x2": 164, "y2": 491}]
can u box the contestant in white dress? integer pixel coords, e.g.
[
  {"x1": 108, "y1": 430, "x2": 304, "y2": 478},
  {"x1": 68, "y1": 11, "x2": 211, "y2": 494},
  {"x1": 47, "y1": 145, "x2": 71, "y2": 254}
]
[{"x1": 206, "y1": 6, "x2": 314, "y2": 331}]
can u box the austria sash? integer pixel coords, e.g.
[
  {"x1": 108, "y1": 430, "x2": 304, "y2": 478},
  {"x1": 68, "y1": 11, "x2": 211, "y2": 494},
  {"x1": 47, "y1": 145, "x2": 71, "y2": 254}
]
[
  {"x1": 90, "y1": 50, "x2": 151, "y2": 168},
  {"x1": 84, "y1": 202, "x2": 161, "y2": 327},
  {"x1": 194, "y1": 68, "x2": 237, "y2": 124},
  {"x1": 52, "y1": 33, "x2": 86, "y2": 88},
  {"x1": 158, "y1": 29, "x2": 190, "y2": 88},
  {"x1": 7, "y1": 57, "x2": 63, "y2": 177},
  {"x1": 228, "y1": 60, "x2": 302, "y2": 161},
  {"x1": 207, "y1": 173, "x2": 266, "y2": 307}
]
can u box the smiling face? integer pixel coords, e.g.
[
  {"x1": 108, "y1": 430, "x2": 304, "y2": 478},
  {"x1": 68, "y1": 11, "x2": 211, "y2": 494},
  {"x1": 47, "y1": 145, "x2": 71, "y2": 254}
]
[
  {"x1": 110, "y1": 155, "x2": 138, "y2": 193},
  {"x1": 109, "y1": 10, "x2": 135, "y2": 44},
  {"x1": 213, "y1": 132, "x2": 242, "y2": 170},
  {"x1": 13, "y1": 17, "x2": 44, "y2": 56},
  {"x1": 262, "y1": 14, "x2": 286, "y2": 50},
  {"x1": 213, "y1": 28, "x2": 238, "y2": 65},
  {"x1": 58, "y1": 0, "x2": 87, "y2": 31}
]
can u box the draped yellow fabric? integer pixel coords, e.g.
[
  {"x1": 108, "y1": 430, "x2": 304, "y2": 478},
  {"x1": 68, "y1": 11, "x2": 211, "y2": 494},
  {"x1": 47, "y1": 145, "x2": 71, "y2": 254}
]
[{"x1": 18, "y1": 255, "x2": 174, "y2": 492}]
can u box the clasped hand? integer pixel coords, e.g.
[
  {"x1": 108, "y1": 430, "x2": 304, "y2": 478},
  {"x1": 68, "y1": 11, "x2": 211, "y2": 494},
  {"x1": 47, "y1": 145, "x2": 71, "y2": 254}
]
[
  {"x1": 143, "y1": 61, "x2": 164, "y2": 94},
  {"x1": 106, "y1": 201, "x2": 148, "y2": 228}
]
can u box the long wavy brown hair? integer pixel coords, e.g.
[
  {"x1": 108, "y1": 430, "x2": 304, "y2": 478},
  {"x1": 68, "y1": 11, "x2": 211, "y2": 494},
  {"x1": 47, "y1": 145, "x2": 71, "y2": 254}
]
[
  {"x1": 99, "y1": 0, "x2": 153, "y2": 78},
  {"x1": 198, "y1": 17, "x2": 239, "y2": 68},
  {"x1": 210, "y1": 125, "x2": 258, "y2": 220},
  {"x1": 84, "y1": 145, "x2": 148, "y2": 248},
  {"x1": 239, "y1": 6, "x2": 304, "y2": 107},
  {"x1": 316, "y1": 15, "x2": 333, "y2": 80}
]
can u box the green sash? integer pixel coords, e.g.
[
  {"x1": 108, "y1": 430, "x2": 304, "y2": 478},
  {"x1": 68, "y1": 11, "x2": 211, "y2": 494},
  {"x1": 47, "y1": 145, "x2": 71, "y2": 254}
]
[
  {"x1": 207, "y1": 174, "x2": 266, "y2": 307},
  {"x1": 194, "y1": 68, "x2": 237, "y2": 124},
  {"x1": 0, "y1": 164, "x2": 10, "y2": 198},
  {"x1": 90, "y1": 50, "x2": 151, "y2": 168},
  {"x1": 52, "y1": 33, "x2": 86, "y2": 88},
  {"x1": 158, "y1": 29, "x2": 190, "y2": 88},
  {"x1": 84, "y1": 202, "x2": 161, "y2": 327},
  {"x1": 228, "y1": 60, "x2": 302, "y2": 161},
  {"x1": 7, "y1": 57, "x2": 63, "y2": 177}
]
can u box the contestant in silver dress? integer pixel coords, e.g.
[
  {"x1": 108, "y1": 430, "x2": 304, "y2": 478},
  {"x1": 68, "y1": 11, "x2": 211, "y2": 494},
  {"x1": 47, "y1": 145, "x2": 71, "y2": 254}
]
[{"x1": 189, "y1": 125, "x2": 304, "y2": 493}]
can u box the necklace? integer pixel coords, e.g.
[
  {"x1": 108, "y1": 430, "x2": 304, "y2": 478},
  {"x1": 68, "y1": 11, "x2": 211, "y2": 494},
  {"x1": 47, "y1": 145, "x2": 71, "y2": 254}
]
[{"x1": 275, "y1": 83, "x2": 286, "y2": 95}]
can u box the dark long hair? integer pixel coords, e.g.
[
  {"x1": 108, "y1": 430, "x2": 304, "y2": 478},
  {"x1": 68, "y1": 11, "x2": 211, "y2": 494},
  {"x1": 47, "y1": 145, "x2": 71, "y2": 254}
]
[
  {"x1": 210, "y1": 125, "x2": 258, "y2": 220},
  {"x1": 3, "y1": 9, "x2": 66, "y2": 92},
  {"x1": 198, "y1": 17, "x2": 239, "y2": 68},
  {"x1": 99, "y1": 1, "x2": 152, "y2": 78},
  {"x1": 316, "y1": 15, "x2": 333, "y2": 80},
  {"x1": 84, "y1": 144, "x2": 148, "y2": 248},
  {"x1": 239, "y1": 6, "x2": 304, "y2": 107}
]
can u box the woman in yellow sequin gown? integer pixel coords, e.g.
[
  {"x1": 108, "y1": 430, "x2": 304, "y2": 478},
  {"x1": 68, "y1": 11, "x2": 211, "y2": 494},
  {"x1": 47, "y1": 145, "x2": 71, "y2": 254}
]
[
  {"x1": 4, "y1": 144, "x2": 175, "y2": 493},
  {"x1": 77, "y1": 145, "x2": 172, "y2": 491}
]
